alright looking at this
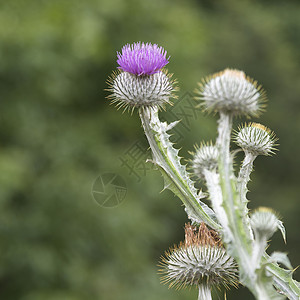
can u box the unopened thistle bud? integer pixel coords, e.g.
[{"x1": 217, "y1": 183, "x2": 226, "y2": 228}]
[
  {"x1": 235, "y1": 123, "x2": 277, "y2": 156},
  {"x1": 159, "y1": 223, "x2": 238, "y2": 291},
  {"x1": 192, "y1": 143, "x2": 219, "y2": 178},
  {"x1": 195, "y1": 69, "x2": 266, "y2": 116},
  {"x1": 250, "y1": 207, "x2": 279, "y2": 240},
  {"x1": 107, "y1": 42, "x2": 177, "y2": 111}
]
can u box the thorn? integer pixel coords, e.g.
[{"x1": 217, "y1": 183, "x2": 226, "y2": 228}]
[
  {"x1": 146, "y1": 159, "x2": 156, "y2": 165},
  {"x1": 161, "y1": 183, "x2": 172, "y2": 193},
  {"x1": 166, "y1": 120, "x2": 180, "y2": 131}
]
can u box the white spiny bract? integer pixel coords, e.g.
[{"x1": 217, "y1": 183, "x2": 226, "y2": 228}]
[
  {"x1": 161, "y1": 245, "x2": 238, "y2": 289},
  {"x1": 195, "y1": 69, "x2": 265, "y2": 116},
  {"x1": 192, "y1": 143, "x2": 219, "y2": 178},
  {"x1": 250, "y1": 207, "x2": 279, "y2": 239},
  {"x1": 235, "y1": 123, "x2": 277, "y2": 156},
  {"x1": 160, "y1": 224, "x2": 238, "y2": 291},
  {"x1": 107, "y1": 70, "x2": 176, "y2": 111}
]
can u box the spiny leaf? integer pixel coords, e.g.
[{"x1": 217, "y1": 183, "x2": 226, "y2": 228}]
[
  {"x1": 264, "y1": 254, "x2": 300, "y2": 300},
  {"x1": 269, "y1": 252, "x2": 293, "y2": 270},
  {"x1": 139, "y1": 107, "x2": 220, "y2": 230}
]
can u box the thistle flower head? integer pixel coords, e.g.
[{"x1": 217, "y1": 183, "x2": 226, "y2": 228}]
[
  {"x1": 159, "y1": 223, "x2": 238, "y2": 290},
  {"x1": 192, "y1": 143, "x2": 219, "y2": 178},
  {"x1": 107, "y1": 42, "x2": 176, "y2": 112},
  {"x1": 195, "y1": 69, "x2": 266, "y2": 117},
  {"x1": 250, "y1": 207, "x2": 280, "y2": 240},
  {"x1": 107, "y1": 70, "x2": 176, "y2": 112},
  {"x1": 235, "y1": 123, "x2": 277, "y2": 156},
  {"x1": 117, "y1": 42, "x2": 169, "y2": 76}
]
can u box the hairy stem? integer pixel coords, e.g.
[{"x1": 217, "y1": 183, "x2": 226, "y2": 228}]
[
  {"x1": 198, "y1": 284, "x2": 212, "y2": 300},
  {"x1": 237, "y1": 151, "x2": 257, "y2": 239},
  {"x1": 203, "y1": 169, "x2": 230, "y2": 238},
  {"x1": 216, "y1": 112, "x2": 273, "y2": 298},
  {"x1": 252, "y1": 236, "x2": 267, "y2": 269},
  {"x1": 216, "y1": 113, "x2": 252, "y2": 249},
  {"x1": 237, "y1": 152, "x2": 256, "y2": 202}
]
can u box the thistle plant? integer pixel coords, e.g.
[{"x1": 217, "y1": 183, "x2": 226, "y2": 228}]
[{"x1": 107, "y1": 42, "x2": 300, "y2": 299}]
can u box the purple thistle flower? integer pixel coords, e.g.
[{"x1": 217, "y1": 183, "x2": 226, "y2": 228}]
[{"x1": 117, "y1": 42, "x2": 170, "y2": 76}]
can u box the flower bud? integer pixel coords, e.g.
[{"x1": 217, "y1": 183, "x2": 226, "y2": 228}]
[
  {"x1": 235, "y1": 123, "x2": 277, "y2": 156},
  {"x1": 195, "y1": 69, "x2": 266, "y2": 116},
  {"x1": 250, "y1": 207, "x2": 279, "y2": 240},
  {"x1": 159, "y1": 223, "x2": 238, "y2": 290},
  {"x1": 192, "y1": 143, "x2": 219, "y2": 178}
]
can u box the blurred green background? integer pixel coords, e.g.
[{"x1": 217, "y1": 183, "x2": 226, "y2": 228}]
[{"x1": 0, "y1": 0, "x2": 299, "y2": 299}]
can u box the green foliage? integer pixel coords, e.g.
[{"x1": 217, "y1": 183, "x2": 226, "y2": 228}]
[{"x1": 0, "y1": 0, "x2": 299, "y2": 299}]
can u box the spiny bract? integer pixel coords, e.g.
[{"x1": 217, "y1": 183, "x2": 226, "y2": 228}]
[
  {"x1": 192, "y1": 143, "x2": 219, "y2": 178},
  {"x1": 250, "y1": 207, "x2": 280, "y2": 239},
  {"x1": 107, "y1": 70, "x2": 176, "y2": 112},
  {"x1": 159, "y1": 223, "x2": 238, "y2": 290},
  {"x1": 235, "y1": 123, "x2": 277, "y2": 156},
  {"x1": 195, "y1": 69, "x2": 266, "y2": 117}
]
